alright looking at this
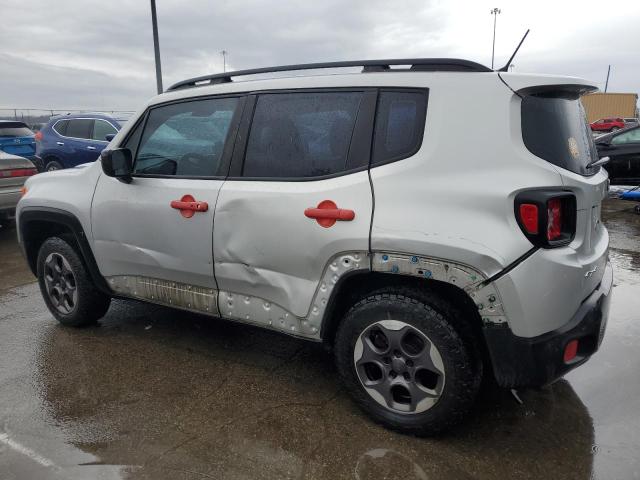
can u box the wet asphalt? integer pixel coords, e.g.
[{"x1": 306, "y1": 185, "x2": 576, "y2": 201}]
[{"x1": 0, "y1": 196, "x2": 639, "y2": 480}]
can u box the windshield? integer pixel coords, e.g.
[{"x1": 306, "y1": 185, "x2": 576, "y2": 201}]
[
  {"x1": 521, "y1": 94, "x2": 598, "y2": 176},
  {"x1": 0, "y1": 123, "x2": 34, "y2": 137}
]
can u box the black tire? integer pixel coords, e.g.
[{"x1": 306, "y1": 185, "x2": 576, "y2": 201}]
[
  {"x1": 37, "y1": 236, "x2": 111, "y2": 327},
  {"x1": 334, "y1": 291, "x2": 482, "y2": 436},
  {"x1": 611, "y1": 127, "x2": 620, "y2": 132},
  {"x1": 45, "y1": 160, "x2": 63, "y2": 171}
]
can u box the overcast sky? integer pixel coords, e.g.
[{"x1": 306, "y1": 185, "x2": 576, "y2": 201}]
[{"x1": 1, "y1": 0, "x2": 639, "y2": 112}]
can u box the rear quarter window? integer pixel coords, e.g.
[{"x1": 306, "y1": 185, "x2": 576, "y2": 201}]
[
  {"x1": 372, "y1": 90, "x2": 428, "y2": 166},
  {"x1": 522, "y1": 94, "x2": 598, "y2": 176}
]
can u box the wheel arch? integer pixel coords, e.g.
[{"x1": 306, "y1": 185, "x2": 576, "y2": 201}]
[{"x1": 19, "y1": 207, "x2": 110, "y2": 294}]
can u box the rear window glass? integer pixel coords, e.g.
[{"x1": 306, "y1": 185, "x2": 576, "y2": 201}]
[
  {"x1": 522, "y1": 94, "x2": 598, "y2": 176},
  {"x1": 0, "y1": 123, "x2": 33, "y2": 137},
  {"x1": 372, "y1": 90, "x2": 428, "y2": 165}
]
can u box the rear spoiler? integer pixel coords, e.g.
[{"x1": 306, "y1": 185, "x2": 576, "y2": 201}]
[{"x1": 516, "y1": 84, "x2": 599, "y2": 99}]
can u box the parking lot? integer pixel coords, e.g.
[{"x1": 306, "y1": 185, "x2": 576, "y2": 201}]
[{"x1": 0, "y1": 195, "x2": 636, "y2": 479}]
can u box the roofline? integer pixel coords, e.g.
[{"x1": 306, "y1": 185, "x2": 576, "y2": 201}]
[{"x1": 167, "y1": 58, "x2": 493, "y2": 92}]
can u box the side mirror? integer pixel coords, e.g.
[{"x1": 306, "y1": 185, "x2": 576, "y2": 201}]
[
  {"x1": 101, "y1": 148, "x2": 133, "y2": 183},
  {"x1": 105, "y1": 133, "x2": 116, "y2": 142}
]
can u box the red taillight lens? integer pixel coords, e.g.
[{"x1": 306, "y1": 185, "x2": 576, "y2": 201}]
[
  {"x1": 563, "y1": 339, "x2": 579, "y2": 363},
  {"x1": 547, "y1": 198, "x2": 562, "y2": 241},
  {"x1": 34, "y1": 131, "x2": 43, "y2": 141},
  {"x1": 0, "y1": 168, "x2": 37, "y2": 178},
  {"x1": 518, "y1": 204, "x2": 539, "y2": 234}
]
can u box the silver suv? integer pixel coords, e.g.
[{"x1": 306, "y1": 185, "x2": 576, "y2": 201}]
[{"x1": 16, "y1": 59, "x2": 612, "y2": 435}]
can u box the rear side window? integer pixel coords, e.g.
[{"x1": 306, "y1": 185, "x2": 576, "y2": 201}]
[
  {"x1": 133, "y1": 97, "x2": 239, "y2": 177},
  {"x1": 522, "y1": 94, "x2": 598, "y2": 176},
  {"x1": 372, "y1": 90, "x2": 428, "y2": 165},
  {"x1": 243, "y1": 92, "x2": 363, "y2": 178},
  {"x1": 0, "y1": 123, "x2": 33, "y2": 137},
  {"x1": 53, "y1": 120, "x2": 68, "y2": 136},
  {"x1": 92, "y1": 119, "x2": 118, "y2": 141},
  {"x1": 65, "y1": 119, "x2": 94, "y2": 139}
]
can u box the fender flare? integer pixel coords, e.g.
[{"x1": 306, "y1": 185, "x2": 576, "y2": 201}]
[{"x1": 19, "y1": 206, "x2": 111, "y2": 294}]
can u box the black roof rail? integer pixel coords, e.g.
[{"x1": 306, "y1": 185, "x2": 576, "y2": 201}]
[{"x1": 167, "y1": 58, "x2": 493, "y2": 91}]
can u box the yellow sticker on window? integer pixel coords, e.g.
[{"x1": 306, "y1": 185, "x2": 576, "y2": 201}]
[{"x1": 568, "y1": 137, "x2": 580, "y2": 159}]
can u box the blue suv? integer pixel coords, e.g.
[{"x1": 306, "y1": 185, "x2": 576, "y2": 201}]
[
  {"x1": 0, "y1": 121, "x2": 37, "y2": 163},
  {"x1": 36, "y1": 113, "x2": 128, "y2": 171}
]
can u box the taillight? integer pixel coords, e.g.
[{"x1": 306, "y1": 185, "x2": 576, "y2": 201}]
[
  {"x1": 34, "y1": 131, "x2": 43, "y2": 142},
  {"x1": 515, "y1": 191, "x2": 576, "y2": 248},
  {"x1": 0, "y1": 168, "x2": 38, "y2": 178},
  {"x1": 547, "y1": 198, "x2": 562, "y2": 241}
]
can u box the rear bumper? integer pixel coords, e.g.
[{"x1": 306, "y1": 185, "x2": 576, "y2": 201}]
[
  {"x1": 0, "y1": 189, "x2": 21, "y2": 217},
  {"x1": 484, "y1": 260, "x2": 613, "y2": 388}
]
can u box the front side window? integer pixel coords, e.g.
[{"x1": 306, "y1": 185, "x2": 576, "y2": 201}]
[
  {"x1": 243, "y1": 92, "x2": 363, "y2": 178},
  {"x1": 66, "y1": 119, "x2": 94, "y2": 139},
  {"x1": 133, "y1": 97, "x2": 239, "y2": 177},
  {"x1": 92, "y1": 120, "x2": 118, "y2": 141},
  {"x1": 372, "y1": 90, "x2": 428, "y2": 165},
  {"x1": 611, "y1": 128, "x2": 640, "y2": 145}
]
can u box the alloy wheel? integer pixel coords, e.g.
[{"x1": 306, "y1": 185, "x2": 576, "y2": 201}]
[
  {"x1": 43, "y1": 252, "x2": 78, "y2": 315},
  {"x1": 353, "y1": 320, "x2": 445, "y2": 414}
]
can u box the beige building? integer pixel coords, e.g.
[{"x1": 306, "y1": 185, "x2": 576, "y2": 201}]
[{"x1": 581, "y1": 92, "x2": 638, "y2": 123}]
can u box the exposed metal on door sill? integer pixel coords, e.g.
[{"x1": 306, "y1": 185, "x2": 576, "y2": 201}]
[{"x1": 107, "y1": 276, "x2": 219, "y2": 316}]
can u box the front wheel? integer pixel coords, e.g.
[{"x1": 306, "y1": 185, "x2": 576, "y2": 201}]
[
  {"x1": 37, "y1": 237, "x2": 111, "y2": 327},
  {"x1": 334, "y1": 292, "x2": 482, "y2": 436}
]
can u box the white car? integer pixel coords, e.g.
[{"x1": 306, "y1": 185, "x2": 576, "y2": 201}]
[{"x1": 16, "y1": 59, "x2": 612, "y2": 435}]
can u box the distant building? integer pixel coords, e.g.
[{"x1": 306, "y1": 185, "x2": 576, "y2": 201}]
[{"x1": 581, "y1": 93, "x2": 638, "y2": 122}]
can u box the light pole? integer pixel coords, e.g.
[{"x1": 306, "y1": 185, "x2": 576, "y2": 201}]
[
  {"x1": 220, "y1": 50, "x2": 228, "y2": 73},
  {"x1": 150, "y1": 0, "x2": 163, "y2": 94},
  {"x1": 490, "y1": 8, "x2": 501, "y2": 70}
]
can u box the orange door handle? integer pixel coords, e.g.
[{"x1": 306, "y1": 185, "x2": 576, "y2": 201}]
[
  {"x1": 304, "y1": 200, "x2": 355, "y2": 228},
  {"x1": 171, "y1": 194, "x2": 208, "y2": 218}
]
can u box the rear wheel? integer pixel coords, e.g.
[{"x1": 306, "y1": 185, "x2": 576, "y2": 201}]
[
  {"x1": 334, "y1": 292, "x2": 482, "y2": 436},
  {"x1": 45, "y1": 160, "x2": 63, "y2": 171},
  {"x1": 37, "y1": 237, "x2": 111, "y2": 327}
]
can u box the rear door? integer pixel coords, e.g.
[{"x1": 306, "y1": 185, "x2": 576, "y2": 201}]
[
  {"x1": 91, "y1": 95, "x2": 244, "y2": 308},
  {"x1": 63, "y1": 118, "x2": 98, "y2": 165},
  {"x1": 213, "y1": 90, "x2": 375, "y2": 334}
]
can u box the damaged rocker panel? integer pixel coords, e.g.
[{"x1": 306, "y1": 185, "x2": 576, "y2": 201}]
[
  {"x1": 107, "y1": 276, "x2": 219, "y2": 315},
  {"x1": 106, "y1": 251, "x2": 507, "y2": 339}
]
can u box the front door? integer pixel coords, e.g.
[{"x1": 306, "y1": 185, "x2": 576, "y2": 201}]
[
  {"x1": 91, "y1": 95, "x2": 244, "y2": 313},
  {"x1": 213, "y1": 90, "x2": 375, "y2": 335},
  {"x1": 602, "y1": 127, "x2": 640, "y2": 184}
]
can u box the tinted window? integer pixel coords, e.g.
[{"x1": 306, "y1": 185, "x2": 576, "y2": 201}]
[
  {"x1": 53, "y1": 120, "x2": 68, "y2": 136},
  {"x1": 243, "y1": 92, "x2": 363, "y2": 178},
  {"x1": 92, "y1": 119, "x2": 118, "y2": 141},
  {"x1": 66, "y1": 119, "x2": 94, "y2": 139},
  {"x1": 134, "y1": 97, "x2": 239, "y2": 177},
  {"x1": 0, "y1": 122, "x2": 33, "y2": 137},
  {"x1": 372, "y1": 91, "x2": 428, "y2": 165},
  {"x1": 611, "y1": 127, "x2": 640, "y2": 145},
  {"x1": 522, "y1": 94, "x2": 598, "y2": 176}
]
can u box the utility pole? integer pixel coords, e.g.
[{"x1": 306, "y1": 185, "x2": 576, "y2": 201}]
[
  {"x1": 150, "y1": 0, "x2": 163, "y2": 94},
  {"x1": 490, "y1": 8, "x2": 501, "y2": 70},
  {"x1": 604, "y1": 65, "x2": 611, "y2": 93},
  {"x1": 220, "y1": 50, "x2": 228, "y2": 73}
]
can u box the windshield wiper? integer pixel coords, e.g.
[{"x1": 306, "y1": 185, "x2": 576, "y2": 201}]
[{"x1": 587, "y1": 156, "x2": 610, "y2": 169}]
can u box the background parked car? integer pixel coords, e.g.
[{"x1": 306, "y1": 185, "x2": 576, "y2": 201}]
[
  {"x1": 0, "y1": 121, "x2": 38, "y2": 167},
  {"x1": 624, "y1": 117, "x2": 639, "y2": 128},
  {"x1": 0, "y1": 150, "x2": 37, "y2": 227},
  {"x1": 590, "y1": 117, "x2": 625, "y2": 132},
  {"x1": 35, "y1": 113, "x2": 128, "y2": 171},
  {"x1": 595, "y1": 124, "x2": 640, "y2": 184}
]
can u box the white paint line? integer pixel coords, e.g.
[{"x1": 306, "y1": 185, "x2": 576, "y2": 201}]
[{"x1": 0, "y1": 432, "x2": 55, "y2": 468}]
